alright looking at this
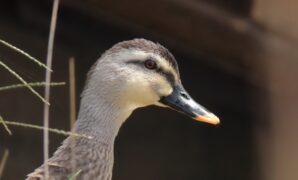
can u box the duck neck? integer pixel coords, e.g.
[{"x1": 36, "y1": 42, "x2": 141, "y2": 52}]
[{"x1": 75, "y1": 88, "x2": 133, "y2": 146}]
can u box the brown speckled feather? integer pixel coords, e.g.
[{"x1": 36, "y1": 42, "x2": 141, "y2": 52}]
[{"x1": 26, "y1": 137, "x2": 113, "y2": 180}]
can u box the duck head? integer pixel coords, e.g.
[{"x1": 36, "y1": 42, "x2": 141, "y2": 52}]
[{"x1": 87, "y1": 39, "x2": 220, "y2": 125}]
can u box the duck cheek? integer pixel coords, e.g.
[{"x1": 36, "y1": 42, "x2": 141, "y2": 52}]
[
  {"x1": 121, "y1": 84, "x2": 159, "y2": 108},
  {"x1": 150, "y1": 85, "x2": 173, "y2": 108},
  {"x1": 133, "y1": 88, "x2": 160, "y2": 107},
  {"x1": 154, "y1": 83, "x2": 173, "y2": 99}
]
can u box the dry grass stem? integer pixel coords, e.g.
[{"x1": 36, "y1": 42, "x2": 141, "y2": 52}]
[
  {"x1": 0, "y1": 82, "x2": 65, "y2": 92},
  {"x1": 0, "y1": 149, "x2": 9, "y2": 179},
  {"x1": 68, "y1": 169, "x2": 82, "y2": 180},
  {"x1": 69, "y1": 57, "x2": 76, "y2": 129},
  {"x1": 0, "y1": 60, "x2": 49, "y2": 105},
  {"x1": 69, "y1": 57, "x2": 77, "y2": 175},
  {"x1": 0, "y1": 115, "x2": 12, "y2": 135},
  {"x1": 0, "y1": 120, "x2": 92, "y2": 139},
  {"x1": 43, "y1": 1, "x2": 60, "y2": 178},
  {"x1": 0, "y1": 39, "x2": 52, "y2": 72}
]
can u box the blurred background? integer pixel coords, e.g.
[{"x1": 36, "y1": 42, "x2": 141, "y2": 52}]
[{"x1": 0, "y1": 0, "x2": 298, "y2": 179}]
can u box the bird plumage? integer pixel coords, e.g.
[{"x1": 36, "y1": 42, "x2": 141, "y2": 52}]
[
  {"x1": 26, "y1": 38, "x2": 219, "y2": 180},
  {"x1": 27, "y1": 137, "x2": 113, "y2": 180}
]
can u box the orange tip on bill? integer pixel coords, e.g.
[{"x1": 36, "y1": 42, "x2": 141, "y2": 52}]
[{"x1": 194, "y1": 113, "x2": 220, "y2": 125}]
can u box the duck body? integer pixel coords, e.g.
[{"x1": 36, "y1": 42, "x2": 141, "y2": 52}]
[
  {"x1": 28, "y1": 138, "x2": 113, "y2": 180},
  {"x1": 27, "y1": 39, "x2": 219, "y2": 180}
]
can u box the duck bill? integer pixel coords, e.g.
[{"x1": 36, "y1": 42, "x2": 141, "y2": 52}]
[{"x1": 159, "y1": 84, "x2": 220, "y2": 125}]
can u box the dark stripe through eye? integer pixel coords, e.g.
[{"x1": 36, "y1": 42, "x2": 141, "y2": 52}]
[
  {"x1": 156, "y1": 68, "x2": 175, "y2": 87},
  {"x1": 126, "y1": 60, "x2": 176, "y2": 86}
]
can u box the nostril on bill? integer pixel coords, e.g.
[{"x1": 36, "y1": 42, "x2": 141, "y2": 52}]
[{"x1": 180, "y1": 92, "x2": 190, "y2": 100}]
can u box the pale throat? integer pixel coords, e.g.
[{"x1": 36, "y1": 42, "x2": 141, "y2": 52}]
[{"x1": 74, "y1": 87, "x2": 134, "y2": 145}]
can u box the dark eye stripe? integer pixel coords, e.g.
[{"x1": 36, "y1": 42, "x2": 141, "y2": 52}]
[
  {"x1": 126, "y1": 59, "x2": 176, "y2": 87},
  {"x1": 126, "y1": 59, "x2": 143, "y2": 65},
  {"x1": 156, "y1": 68, "x2": 176, "y2": 87}
]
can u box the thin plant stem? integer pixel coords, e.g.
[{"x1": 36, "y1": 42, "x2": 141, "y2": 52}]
[
  {"x1": 0, "y1": 149, "x2": 9, "y2": 179},
  {"x1": 0, "y1": 120, "x2": 92, "y2": 139},
  {"x1": 0, "y1": 60, "x2": 49, "y2": 105},
  {"x1": 0, "y1": 39, "x2": 52, "y2": 72},
  {"x1": 68, "y1": 169, "x2": 82, "y2": 180},
  {"x1": 0, "y1": 82, "x2": 65, "y2": 92},
  {"x1": 43, "y1": 0, "x2": 60, "y2": 179},
  {"x1": 69, "y1": 57, "x2": 77, "y2": 175},
  {"x1": 69, "y1": 57, "x2": 76, "y2": 129},
  {"x1": 0, "y1": 115, "x2": 12, "y2": 135}
]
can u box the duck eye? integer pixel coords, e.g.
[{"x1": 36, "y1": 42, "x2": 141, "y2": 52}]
[{"x1": 144, "y1": 60, "x2": 157, "y2": 70}]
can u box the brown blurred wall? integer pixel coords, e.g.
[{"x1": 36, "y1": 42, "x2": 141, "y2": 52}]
[
  {"x1": 253, "y1": 1, "x2": 298, "y2": 180},
  {"x1": 253, "y1": 0, "x2": 298, "y2": 40},
  {"x1": 2, "y1": 0, "x2": 298, "y2": 179}
]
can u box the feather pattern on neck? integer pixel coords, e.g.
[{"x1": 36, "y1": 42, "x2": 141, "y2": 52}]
[{"x1": 26, "y1": 70, "x2": 134, "y2": 180}]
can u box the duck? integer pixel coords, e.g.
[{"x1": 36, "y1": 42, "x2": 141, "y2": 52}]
[{"x1": 26, "y1": 38, "x2": 220, "y2": 180}]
